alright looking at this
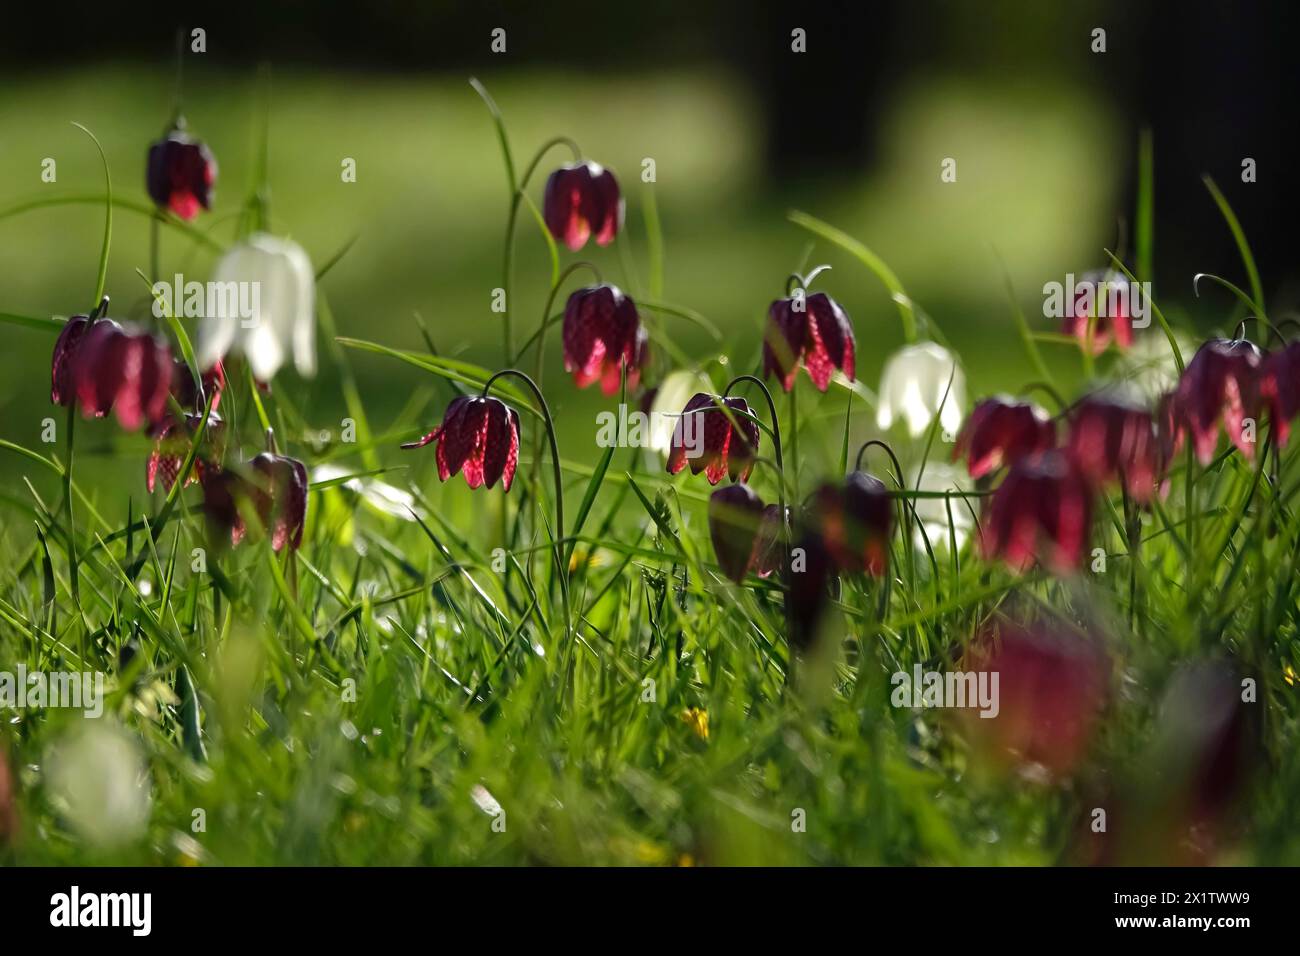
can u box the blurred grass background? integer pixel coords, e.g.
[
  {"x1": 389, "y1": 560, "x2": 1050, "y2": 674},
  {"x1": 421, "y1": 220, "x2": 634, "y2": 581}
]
[
  {"x1": 3, "y1": 0, "x2": 1295, "y2": 534},
  {"x1": 0, "y1": 66, "x2": 1120, "y2": 508}
]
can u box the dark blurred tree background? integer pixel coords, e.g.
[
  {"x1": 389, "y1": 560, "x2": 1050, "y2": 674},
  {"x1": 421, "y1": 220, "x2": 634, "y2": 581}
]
[{"x1": 5, "y1": 0, "x2": 1297, "y2": 300}]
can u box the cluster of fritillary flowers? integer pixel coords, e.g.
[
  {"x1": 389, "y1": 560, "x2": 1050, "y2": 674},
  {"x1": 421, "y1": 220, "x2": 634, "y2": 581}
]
[
  {"x1": 957, "y1": 320, "x2": 1298, "y2": 576},
  {"x1": 47, "y1": 108, "x2": 312, "y2": 554}
]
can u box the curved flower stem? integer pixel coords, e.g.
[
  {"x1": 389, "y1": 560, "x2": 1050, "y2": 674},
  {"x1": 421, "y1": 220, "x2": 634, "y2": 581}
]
[
  {"x1": 1020, "y1": 380, "x2": 1068, "y2": 414},
  {"x1": 518, "y1": 260, "x2": 605, "y2": 542},
  {"x1": 1270, "y1": 317, "x2": 1300, "y2": 345},
  {"x1": 500, "y1": 136, "x2": 582, "y2": 363},
  {"x1": 1232, "y1": 316, "x2": 1278, "y2": 344},
  {"x1": 723, "y1": 375, "x2": 794, "y2": 653},
  {"x1": 723, "y1": 374, "x2": 784, "y2": 497},
  {"x1": 854, "y1": 439, "x2": 904, "y2": 479},
  {"x1": 802, "y1": 264, "x2": 832, "y2": 290},
  {"x1": 855, "y1": 438, "x2": 913, "y2": 596},
  {"x1": 63, "y1": 296, "x2": 110, "y2": 612},
  {"x1": 787, "y1": 385, "x2": 799, "y2": 499},
  {"x1": 149, "y1": 213, "x2": 161, "y2": 291},
  {"x1": 533, "y1": 260, "x2": 602, "y2": 388},
  {"x1": 63, "y1": 402, "x2": 79, "y2": 609},
  {"x1": 785, "y1": 266, "x2": 832, "y2": 298},
  {"x1": 481, "y1": 369, "x2": 569, "y2": 633}
]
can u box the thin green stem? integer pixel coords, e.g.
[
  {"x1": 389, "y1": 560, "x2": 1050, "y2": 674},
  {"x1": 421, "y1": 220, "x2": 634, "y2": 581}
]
[
  {"x1": 722, "y1": 374, "x2": 793, "y2": 669},
  {"x1": 150, "y1": 213, "x2": 161, "y2": 289},
  {"x1": 723, "y1": 374, "x2": 784, "y2": 491},
  {"x1": 63, "y1": 403, "x2": 79, "y2": 609},
  {"x1": 1020, "y1": 380, "x2": 1067, "y2": 414},
  {"x1": 533, "y1": 261, "x2": 602, "y2": 388},
  {"x1": 71, "y1": 123, "x2": 112, "y2": 309},
  {"x1": 787, "y1": 383, "x2": 799, "y2": 499},
  {"x1": 1120, "y1": 475, "x2": 1139, "y2": 635},
  {"x1": 482, "y1": 369, "x2": 569, "y2": 633},
  {"x1": 855, "y1": 438, "x2": 912, "y2": 609},
  {"x1": 499, "y1": 136, "x2": 582, "y2": 364}
]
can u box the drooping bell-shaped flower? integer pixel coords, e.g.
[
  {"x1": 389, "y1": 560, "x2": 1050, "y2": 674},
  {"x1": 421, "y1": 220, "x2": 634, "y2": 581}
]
[
  {"x1": 707, "y1": 485, "x2": 787, "y2": 583},
  {"x1": 763, "y1": 292, "x2": 856, "y2": 392},
  {"x1": 666, "y1": 393, "x2": 759, "y2": 485},
  {"x1": 708, "y1": 483, "x2": 766, "y2": 583},
  {"x1": 51, "y1": 313, "x2": 173, "y2": 431},
  {"x1": 787, "y1": 523, "x2": 833, "y2": 653},
  {"x1": 196, "y1": 233, "x2": 315, "y2": 382},
  {"x1": 562, "y1": 284, "x2": 647, "y2": 395},
  {"x1": 962, "y1": 622, "x2": 1109, "y2": 778},
  {"x1": 980, "y1": 450, "x2": 1093, "y2": 574},
  {"x1": 247, "y1": 452, "x2": 309, "y2": 552},
  {"x1": 198, "y1": 452, "x2": 308, "y2": 552},
  {"x1": 1062, "y1": 269, "x2": 1136, "y2": 355},
  {"x1": 813, "y1": 471, "x2": 893, "y2": 576},
  {"x1": 1166, "y1": 338, "x2": 1264, "y2": 464},
  {"x1": 1080, "y1": 658, "x2": 1264, "y2": 866},
  {"x1": 402, "y1": 395, "x2": 521, "y2": 492},
  {"x1": 199, "y1": 468, "x2": 248, "y2": 550},
  {"x1": 543, "y1": 161, "x2": 623, "y2": 251},
  {"x1": 50, "y1": 314, "x2": 92, "y2": 406},
  {"x1": 147, "y1": 412, "x2": 227, "y2": 493},
  {"x1": 954, "y1": 396, "x2": 1055, "y2": 479},
  {"x1": 876, "y1": 342, "x2": 966, "y2": 438},
  {"x1": 1145, "y1": 660, "x2": 1260, "y2": 854},
  {"x1": 168, "y1": 357, "x2": 226, "y2": 416},
  {"x1": 750, "y1": 504, "x2": 788, "y2": 578},
  {"x1": 1261, "y1": 341, "x2": 1300, "y2": 446},
  {"x1": 146, "y1": 127, "x2": 217, "y2": 221},
  {"x1": 645, "y1": 369, "x2": 712, "y2": 456},
  {"x1": 1065, "y1": 393, "x2": 1164, "y2": 502}
]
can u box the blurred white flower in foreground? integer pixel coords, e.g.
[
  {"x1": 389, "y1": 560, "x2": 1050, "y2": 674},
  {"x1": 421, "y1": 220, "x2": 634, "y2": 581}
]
[
  {"x1": 876, "y1": 342, "x2": 966, "y2": 439},
  {"x1": 197, "y1": 232, "x2": 315, "y2": 381},
  {"x1": 470, "y1": 784, "x2": 503, "y2": 818},
  {"x1": 908, "y1": 462, "x2": 974, "y2": 551},
  {"x1": 46, "y1": 721, "x2": 151, "y2": 848}
]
